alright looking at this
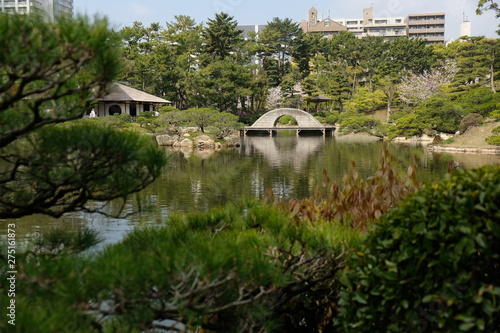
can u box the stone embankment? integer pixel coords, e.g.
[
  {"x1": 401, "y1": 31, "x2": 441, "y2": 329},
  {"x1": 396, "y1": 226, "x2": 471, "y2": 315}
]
[
  {"x1": 156, "y1": 133, "x2": 240, "y2": 149},
  {"x1": 428, "y1": 145, "x2": 500, "y2": 155}
]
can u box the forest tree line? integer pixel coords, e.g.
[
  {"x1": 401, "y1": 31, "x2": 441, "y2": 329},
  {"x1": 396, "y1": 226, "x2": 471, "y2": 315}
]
[{"x1": 118, "y1": 12, "x2": 499, "y2": 136}]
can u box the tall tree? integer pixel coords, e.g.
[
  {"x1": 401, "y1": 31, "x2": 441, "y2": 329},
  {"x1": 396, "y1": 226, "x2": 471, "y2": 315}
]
[
  {"x1": 0, "y1": 14, "x2": 166, "y2": 218},
  {"x1": 161, "y1": 15, "x2": 204, "y2": 109},
  {"x1": 453, "y1": 37, "x2": 500, "y2": 92},
  {"x1": 328, "y1": 31, "x2": 362, "y2": 91},
  {"x1": 358, "y1": 36, "x2": 388, "y2": 90},
  {"x1": 258, "y1": 17, "x2": 304, "y2": 86},
  {"x1": 119, "y1": 22, "x2": 162, "y2": 92},
  {"x1": 202, "y1": 12, "x2": 243, "y2": 61}
]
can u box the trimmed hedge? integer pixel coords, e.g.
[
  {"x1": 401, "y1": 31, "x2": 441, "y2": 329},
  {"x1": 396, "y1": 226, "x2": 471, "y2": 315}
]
[{"x1": 337, "y1": 166, "x2": 500, "y2": 332}]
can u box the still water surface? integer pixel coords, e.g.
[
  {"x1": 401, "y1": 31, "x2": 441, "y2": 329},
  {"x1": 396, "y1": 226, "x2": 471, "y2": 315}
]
[{"x1": 3, "y1": 132, "x2": 500, "y2": 248}]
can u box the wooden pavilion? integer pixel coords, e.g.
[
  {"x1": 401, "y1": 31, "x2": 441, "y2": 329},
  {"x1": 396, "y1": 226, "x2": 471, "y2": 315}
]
[{"x1": 93, "y1": 83, "x2": 171, "y2": 117}]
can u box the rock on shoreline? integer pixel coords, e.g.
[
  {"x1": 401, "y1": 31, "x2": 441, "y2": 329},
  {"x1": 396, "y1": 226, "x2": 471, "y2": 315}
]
[{"x1": 155, "y1": 133, "x2": 240, "y2": 149}]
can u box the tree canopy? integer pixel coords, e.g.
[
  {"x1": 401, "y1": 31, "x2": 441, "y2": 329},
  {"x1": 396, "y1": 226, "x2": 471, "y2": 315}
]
[{"x1": 0, "y1": 14, "x2": 167, "y2": 219}]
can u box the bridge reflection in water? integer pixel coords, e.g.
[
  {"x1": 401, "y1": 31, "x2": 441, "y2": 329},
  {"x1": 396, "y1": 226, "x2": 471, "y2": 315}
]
[
  {"x1": 242, "y1": 108, "x2": 335, "y2": 137},
  {"x1": 241, "y1": 134, "x2": 326, "y2": 171}
]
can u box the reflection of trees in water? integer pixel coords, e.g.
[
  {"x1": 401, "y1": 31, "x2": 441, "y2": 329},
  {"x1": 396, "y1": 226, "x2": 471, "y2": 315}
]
[{"x1": 12, "y1": 138, "x2": 500, "y2": 246}]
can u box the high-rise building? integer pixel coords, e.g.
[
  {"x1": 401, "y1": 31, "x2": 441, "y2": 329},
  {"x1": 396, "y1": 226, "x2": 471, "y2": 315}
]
[{"x1": 0, "y1": 0, "x2": 73, "y2": 22}]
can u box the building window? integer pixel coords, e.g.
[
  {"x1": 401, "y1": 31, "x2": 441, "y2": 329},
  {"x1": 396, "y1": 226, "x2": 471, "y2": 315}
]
[{"x1": 109, "y1": 105, "x2": 122, "y2": 115}]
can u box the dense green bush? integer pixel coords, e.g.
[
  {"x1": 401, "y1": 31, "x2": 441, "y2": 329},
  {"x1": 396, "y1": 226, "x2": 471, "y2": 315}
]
[
  {"x1": 415, "y1": 94, "x2": 465, "y2": 133},
  {"x1": 136, "y1": 110, "x2": 158, "y2": 129},
  {"x1": 325, "y1": 111, "x2": 340, "y2": 125},
  {"x1": 456, "y1": 87, "x2": 500, "y2": 117},
  {"x1": 277, "y1": 114, "x2": 297, "y2": 125},
  {"x1": 207, "y1": 112, "x2": 243, "y2": 139},
  {"x1": 485, "y1": 135, "x2": 500, "y2": 145},
  {"x1": 491, "y1": 110, "x2": 500, "y2": 119},
  {"x1": 158, "y1": 105, "x2": 180, "y2": 113},
  {"x1": 91, "y1": 114, "x2": 131, "y2": 129},
  {"x1": 459, "y1": 113, "x2": 483, "y2": 134},
  {"x1": 343, "y1": 87, "x2": 386, "y2": 113},
  {"x1": 338, "y1": 112, "x2": 381, "y2": 135},
  {"x1": 387, "y1": 113, "x2": 426, "y2": 140},
  {"x1": 337, "y1": 166, "x2": 500, "y2": 332}
]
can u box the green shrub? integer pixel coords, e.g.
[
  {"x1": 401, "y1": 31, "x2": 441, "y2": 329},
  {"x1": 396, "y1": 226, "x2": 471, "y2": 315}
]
[
  {"x1": 136, "y1": 111, "x2": 157, "y2": 130},
  {"x1": 277, "y1": 114, "x2": 297, "y2": 125},
  {"x1": 492, "y1": 126, "x2": 500, "y2": 134},
  {"x1": 92, "y1": 114, "x2": 130, "y2": 129},
  {"x1": 485, "y1": 135, "x2": 500, "y2": 145},
  {"x1": 117, "y1": 113, "x2": 132, "y2": 122},
  {"x1": 337, "y1": 166, "x2": 500, "y2": 332},
  {"x1": 415, "y1": 94, "x2": 465, "y2": 133},
  {"x1": 490, "y1": 110, "x2": 500, "y2": 119},
  {"x1": 459, "y1": 113, "x2": 483, "y2": 134},
  {"x1": 325, "y1": 111, "x2": 340, "y2": 125},
  {"x1": 441, "y1": 138, "x2": 455, "y2": 144},
  {"x1": 158, "y1": 105, "x2": 180, "y2": 113},
  {"x1": 314, "y1": 115, "x2": 325, "y2": 123},
  {"x1": 338, "y1": 112, "x2": 381, "y2": 135},
  {"x1": 456, "y1": 87, "x2": 500, "y2": 116},
  {"x1": 387, "y1": 113, "x2": 426, "y2": 140},
  {"x1": 388, "y1": 109, "x2": 411, "y2": 123}
]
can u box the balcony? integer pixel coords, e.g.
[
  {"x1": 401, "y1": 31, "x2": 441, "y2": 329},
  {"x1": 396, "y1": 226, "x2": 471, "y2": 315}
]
[
  {"x1": 408, "y1": 27, "x2": 445, "y2": 34},
  {"x1": 408, "y1": 19, "x2": 445, "y2": 25}
]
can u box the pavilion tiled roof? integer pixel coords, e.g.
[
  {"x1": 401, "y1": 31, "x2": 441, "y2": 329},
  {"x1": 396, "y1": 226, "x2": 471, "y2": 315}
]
[{"x1": 102, "y1": 83, "x2": 170, "y2": 103}]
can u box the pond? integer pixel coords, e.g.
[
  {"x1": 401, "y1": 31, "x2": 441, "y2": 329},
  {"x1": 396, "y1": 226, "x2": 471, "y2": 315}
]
[{"x1": 3, "y1": 132, "x2": 500, "y2": 249}]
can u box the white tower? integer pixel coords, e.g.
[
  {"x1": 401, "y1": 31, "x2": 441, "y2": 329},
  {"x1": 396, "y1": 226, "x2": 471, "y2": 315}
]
[{"x1": 460, "y1": 13, "x2": 471, "y2": 37}]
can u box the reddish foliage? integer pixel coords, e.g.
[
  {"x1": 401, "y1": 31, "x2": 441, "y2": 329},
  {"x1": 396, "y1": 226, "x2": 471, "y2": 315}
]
[{"x1": 266, "y1": 143, "x2": 421, "y2": 230}]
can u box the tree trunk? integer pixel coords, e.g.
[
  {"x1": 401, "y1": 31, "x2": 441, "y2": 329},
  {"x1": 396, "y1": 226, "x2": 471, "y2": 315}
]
[
  {"x1": 491, "y1": 60, "x2": 497, "y2": 93},
  {"x1": 387, "y1": 99, "x2": 392, "y2": 123}
]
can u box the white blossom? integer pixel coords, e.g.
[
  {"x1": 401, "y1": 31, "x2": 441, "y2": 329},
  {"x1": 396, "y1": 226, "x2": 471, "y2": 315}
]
[{"x1": 398, "y1": 60, "x2": 458, "y2": 105}]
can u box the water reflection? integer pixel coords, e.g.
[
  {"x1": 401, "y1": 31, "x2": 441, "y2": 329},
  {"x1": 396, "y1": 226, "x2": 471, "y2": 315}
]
[
  {"x1": 242, "y1": 133, "x2": 325, "y2": 171},
  {"x1": 2, "y1": 134, "x2": 499, "y2": 247}
]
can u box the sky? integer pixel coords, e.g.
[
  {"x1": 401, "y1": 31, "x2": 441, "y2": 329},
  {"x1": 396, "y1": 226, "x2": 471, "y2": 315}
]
[{"x1": 73, "y1": 0, "x2": 498, "y2": 41}]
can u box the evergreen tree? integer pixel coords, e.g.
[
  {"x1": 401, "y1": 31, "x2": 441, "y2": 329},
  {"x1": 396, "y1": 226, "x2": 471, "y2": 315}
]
[
  {"x1": 453, "y1": 37, "x2": 499, "y2": 92},
  {"x1": 162, "y1": 15, "x2": 204, "y2": 109},
  {"x1": 202, "y1": 12, "x2": 243, "y2": 61},
  {"x1": 119, "y1": 22, "x2": 162, "y2": 92},
  {"x1": 258, "y1": 17, "x2": 304, "y2": 86},
  {"x1": 0, "y1": 14, "x2": 166, "y2": 219}
]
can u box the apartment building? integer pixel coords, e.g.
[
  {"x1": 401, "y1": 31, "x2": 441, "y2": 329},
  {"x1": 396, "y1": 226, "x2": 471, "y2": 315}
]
[
  {"x1": 406, "y1": 13, "x2": 446, "y2": 44},
  {"x1": 301, "y1": 7, "x2": 446, "y2": 44},
  {"x1": 0, "y1": 0, "x2": 73, "y2": 22},
  {"x1": 334, "y1": 8, "x2": 406, "y2": 40}
]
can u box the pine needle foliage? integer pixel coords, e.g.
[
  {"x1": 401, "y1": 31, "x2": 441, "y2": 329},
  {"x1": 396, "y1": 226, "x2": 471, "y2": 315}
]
[{"x1": 2, "y1": 200, "x2": 362, "y2": 332}]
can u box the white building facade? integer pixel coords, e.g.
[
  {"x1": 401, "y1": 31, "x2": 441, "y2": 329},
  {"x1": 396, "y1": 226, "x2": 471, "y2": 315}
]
[
  {"x1": 334, "y1": 8, "x2": 406, "y2": 40},
  {"x1": 0, "y1": 0, "x2": 73, "y2": 22},
  {"x1": 301, "y1": 7, "x2": 445, "y2": 44}
]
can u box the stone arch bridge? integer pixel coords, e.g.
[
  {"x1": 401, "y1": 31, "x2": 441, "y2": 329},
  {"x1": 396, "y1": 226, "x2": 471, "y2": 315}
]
[{"x1": 242, "y1": 108, "x2": 335, "y2": 136}]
